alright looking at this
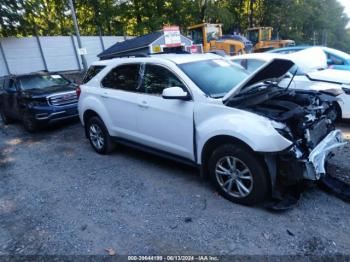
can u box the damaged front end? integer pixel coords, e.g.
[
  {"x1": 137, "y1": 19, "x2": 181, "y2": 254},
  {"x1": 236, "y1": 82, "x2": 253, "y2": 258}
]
[
  {"x1": 223, "y1": 58, "x2": 348, "y2": 209},
  {"x1": 227, "y1": 87, "x2": 346, "y2": 191}
]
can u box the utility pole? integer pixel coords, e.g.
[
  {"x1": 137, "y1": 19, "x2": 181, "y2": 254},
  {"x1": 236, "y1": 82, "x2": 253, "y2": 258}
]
[{"x1": 68, "y1": 0, "x2": 88, "y2": 71}]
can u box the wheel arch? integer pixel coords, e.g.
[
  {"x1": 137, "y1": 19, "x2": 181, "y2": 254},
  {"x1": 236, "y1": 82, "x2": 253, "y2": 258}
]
[
  {"x1": 200, "y1": 135, "x2": 255, "y2": 176},
  {"x1": 335, "y1": 101, "x2": 343, "y2": 120},
  {"x1": 200, "y1": 135, "x2": 272, "y2": 195},
  {"x1": 83, "y1": 109, "x2": 103, "y2": 138},
  {"x1": 83, "y1": 109, "x2": 102, "y2": 125}
]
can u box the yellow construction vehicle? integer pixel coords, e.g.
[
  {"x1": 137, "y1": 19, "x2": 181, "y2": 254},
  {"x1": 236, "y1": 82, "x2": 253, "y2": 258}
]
[
  {"x1": 247, "y1": 27, "x2": 295, "y2": 52},
  {"x1": 188, "y1": 23, "x2": 246, "y2": 56}
]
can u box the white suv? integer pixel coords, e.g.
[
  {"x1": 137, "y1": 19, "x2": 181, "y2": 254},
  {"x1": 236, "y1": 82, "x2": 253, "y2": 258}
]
[{"x1": 78, "y1": 54, "x2": 345, "y2": 206}]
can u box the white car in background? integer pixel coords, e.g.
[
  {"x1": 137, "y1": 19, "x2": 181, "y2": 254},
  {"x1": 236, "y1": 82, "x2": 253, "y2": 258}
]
[{"x1": 230, "y1": 48, "x2": 350, "y2": 120}]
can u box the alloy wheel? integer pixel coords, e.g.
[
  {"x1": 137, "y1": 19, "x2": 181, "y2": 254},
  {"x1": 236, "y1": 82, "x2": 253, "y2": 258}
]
[
  {"x1": 215, "y1": 156, "x2": 253, "y2": 198},
  {"x1": 89, "y1": 124, "x2": 105, "y2": 150}
]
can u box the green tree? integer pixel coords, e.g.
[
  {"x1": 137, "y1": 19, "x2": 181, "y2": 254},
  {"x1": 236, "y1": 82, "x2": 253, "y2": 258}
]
[{"x1": 0, "y1": 0, "x2": 349, "y2": 52}]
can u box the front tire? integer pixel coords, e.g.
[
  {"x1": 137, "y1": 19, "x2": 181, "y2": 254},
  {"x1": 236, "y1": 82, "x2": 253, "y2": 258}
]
[
  {"x1": 22, "y1": 112, "x2": 38, "y2": 133},
  {"x1": 208, "y1": 144, "x2": 269, "y2": 206},
  {"x1": 86, "y1": 116, "x2": 114, "y2": 154}
]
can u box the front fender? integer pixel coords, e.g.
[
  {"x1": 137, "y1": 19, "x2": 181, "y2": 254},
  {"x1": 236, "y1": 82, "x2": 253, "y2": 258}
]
[{"x1": 195, "y1": 103, "x2": 292, "y2": 164}]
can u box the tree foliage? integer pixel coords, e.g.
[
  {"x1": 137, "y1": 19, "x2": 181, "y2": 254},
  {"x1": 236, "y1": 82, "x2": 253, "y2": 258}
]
[{"x1": 1, "y1": 0, "x2": 350, "y2": 52}]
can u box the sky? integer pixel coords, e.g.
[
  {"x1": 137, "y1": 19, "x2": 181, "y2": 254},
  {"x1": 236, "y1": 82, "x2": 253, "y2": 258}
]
[{"x1": 338, "y1": 0, "x2": 350, "y2": 28}]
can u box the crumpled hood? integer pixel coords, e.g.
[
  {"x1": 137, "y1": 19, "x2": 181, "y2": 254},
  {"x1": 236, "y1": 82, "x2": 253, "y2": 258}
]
[
  {"x1": 284, "y1": 47, "x2": 350, "y2": 85},
  {"x1": 286, "y1": 47, "x2": 328, "y2": 72},
  {"x1": 307, "y1": 69, "x2": 350, "y2": 85},
  {"x1": 223, "y1": 58, "x2": 295, "y2": 103}
]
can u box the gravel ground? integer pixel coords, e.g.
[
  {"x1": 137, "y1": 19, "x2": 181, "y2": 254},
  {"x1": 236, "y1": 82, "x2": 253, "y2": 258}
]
[{"x1": 0, "y1": 120, "x2": 349, "y2": 256}]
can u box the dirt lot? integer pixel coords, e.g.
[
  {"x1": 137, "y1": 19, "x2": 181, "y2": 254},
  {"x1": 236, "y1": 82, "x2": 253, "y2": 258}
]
[{"x1": 0, "y1": 120, "x2": 349, "y2": 256}]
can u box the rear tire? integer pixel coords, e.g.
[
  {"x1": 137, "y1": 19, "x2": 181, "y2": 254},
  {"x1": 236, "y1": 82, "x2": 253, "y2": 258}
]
[
  {"x1": 86, "y1": 116, "x2": 114, "y2": 154},
  {"x1": 208, "y1": 144, "x2": 269, "y2": 206}
]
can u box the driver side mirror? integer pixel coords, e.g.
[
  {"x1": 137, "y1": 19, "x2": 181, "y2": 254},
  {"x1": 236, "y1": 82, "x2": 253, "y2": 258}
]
[{"x1": 162, "y1": 87, "x2": 190, "y2": 100}]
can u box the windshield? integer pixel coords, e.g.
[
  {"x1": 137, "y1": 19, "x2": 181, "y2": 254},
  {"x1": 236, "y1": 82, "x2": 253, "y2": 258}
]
[
  {"x1": 190, "y1": 28, "x2": 204, "y2": 45},
  {"x1": 19, "y1": 74, "x2": 69, "y2": 90},
  {"x1": 206, "y1": 24, "x2": 221, "y2": 42},
  {"x1": 179, "y1": 59, "x2": 249, "y2": 98},
  {"x1": 248, "y1": 30, "x2": 259, "y2": 44}
]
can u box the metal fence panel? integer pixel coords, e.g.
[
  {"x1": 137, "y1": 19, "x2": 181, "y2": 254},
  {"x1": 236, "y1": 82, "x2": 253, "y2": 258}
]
[
  {"x1": 80, "y1": 36, "x2": 103, "y2": 66},
  {"x1": 0, "y1": 35, "x2": 129, "y2": 76},
  {"x1": 1, "y1": 37, "x2": 45, "y2": 74},
  {"x1": 40, "y1": 36, "x2": 79, "y2": 72},
  {"x1": 0, "y1": 44, "x2": 8, "y2": 76}
]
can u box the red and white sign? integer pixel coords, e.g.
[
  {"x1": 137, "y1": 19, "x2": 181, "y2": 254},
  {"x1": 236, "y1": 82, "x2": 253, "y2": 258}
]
[
  {"x1": 190, "y1": 45, "x2": 198, "y2": 53},
  {"x1": 163, "y1": 26, "x2": 181, "y2": 47}
]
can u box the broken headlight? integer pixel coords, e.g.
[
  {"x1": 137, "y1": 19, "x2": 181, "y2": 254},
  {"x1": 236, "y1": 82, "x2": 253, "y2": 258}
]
[
  {"x1": 271, "y1": 120, "x2": 294, "y2": 141},
  {"x1": 321, "y1": 88, "x2": 344, "y2": 96},
  {"x1": 342, "y1": 86, "x2": 350, "y2": 95},
  {"x1": 275, "y1": 128, "x2": 294, "y2": 141}
]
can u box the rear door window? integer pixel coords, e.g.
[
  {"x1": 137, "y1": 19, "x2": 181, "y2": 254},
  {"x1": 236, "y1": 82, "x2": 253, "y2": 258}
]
[
  {"x1": 82, "y1": 65, "x2": 106, "y2": 84},
  {"x1": 101, "y1": 64, "x2": 142, "y2": 92}
]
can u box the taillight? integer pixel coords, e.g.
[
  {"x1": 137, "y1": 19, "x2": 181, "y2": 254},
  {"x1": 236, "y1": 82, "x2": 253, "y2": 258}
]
[{"x1": 76, "y1": 85, "x2": 81, "y2": 99}]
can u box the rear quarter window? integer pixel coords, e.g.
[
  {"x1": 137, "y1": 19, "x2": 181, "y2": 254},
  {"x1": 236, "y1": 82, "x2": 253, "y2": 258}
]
[{"x1": 82, "y1": 65, "x2": 106, "y2": 84}]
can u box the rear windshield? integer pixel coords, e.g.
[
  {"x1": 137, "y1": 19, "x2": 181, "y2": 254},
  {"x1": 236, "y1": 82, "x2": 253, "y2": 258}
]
[
  {"x1": 18, "y1": 74, "x2": 69, "y2": 90},
  {"x1": 83, "y1": 65, "x2": 106, "y2": 84},
  {"x1": 179, "y1": 59, "x2": 249, "y2": 98}
]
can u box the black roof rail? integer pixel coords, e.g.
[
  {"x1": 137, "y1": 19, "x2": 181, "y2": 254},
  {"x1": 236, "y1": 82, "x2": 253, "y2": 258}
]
[
  {"x1": 101, "y1": 54, "x2": 149, "y2": 60},
  {"x1": 150, "y1": 50, "x2": 191, "y2": 55},
  {"x1": 100, "y1": 50, "x2": 192, "y2": 60}
]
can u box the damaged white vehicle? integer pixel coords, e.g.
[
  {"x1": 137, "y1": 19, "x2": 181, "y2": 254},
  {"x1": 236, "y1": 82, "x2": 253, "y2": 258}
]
[
  {"x1": 78, "y1": 54, "x2": 346, "y2": 206},
  {"x1": 230, "y1": 48, "x2": 350, "y2": 120}
]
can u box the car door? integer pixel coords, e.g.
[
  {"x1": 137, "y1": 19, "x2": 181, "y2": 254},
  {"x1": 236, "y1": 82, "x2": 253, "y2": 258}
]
[
  {"x1": 100, "y1": 63, "x2": 143, "y2": 140},
  {"x1": 136, "y1": 63, "x2": 195, "y2": 160}
]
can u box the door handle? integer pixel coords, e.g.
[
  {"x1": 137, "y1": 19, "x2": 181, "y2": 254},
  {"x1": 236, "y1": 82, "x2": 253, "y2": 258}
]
[
  {"x1": 101, "y1": 92, "x2": 109, "y2": 99},
  {"x1": 138, "y1": 100, "x2": 149, "y2": 108}
]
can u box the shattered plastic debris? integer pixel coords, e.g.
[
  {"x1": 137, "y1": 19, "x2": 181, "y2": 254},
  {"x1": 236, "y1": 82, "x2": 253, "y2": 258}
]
[
  {"x1": 265, "y1": 194, "x2": 300, "y2": 211},
  {"x1": 265, "y1": 175, "x2": 350, "y2": 212},
  {"x1": 105, "y1": 248, "x2": 116, "y2": 256},
  {"x1": 319, "y1": 175, "x2": 350, "y2": 203},
  {"x1": 265, "y1": 184, "x2": 303, "y2": 211}
]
